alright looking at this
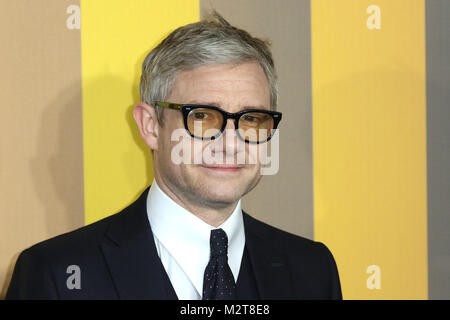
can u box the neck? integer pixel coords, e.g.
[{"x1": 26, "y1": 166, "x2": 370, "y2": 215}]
[{"x1": 154, "y1": 176, "x2": 238, "y2": 227}]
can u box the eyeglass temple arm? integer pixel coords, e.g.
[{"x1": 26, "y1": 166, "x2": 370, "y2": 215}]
[{"x1": 155, "y1": 101, "x2": 182, "y2": 111}]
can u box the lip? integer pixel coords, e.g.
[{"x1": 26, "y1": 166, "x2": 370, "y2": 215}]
[{"x1": 199, "y1": 165, "x2": 243, "y2": 172}]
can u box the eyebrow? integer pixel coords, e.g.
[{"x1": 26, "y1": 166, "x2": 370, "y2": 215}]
[{"x1": 185, "y1": 100, "x2": 269, "y2": 110}]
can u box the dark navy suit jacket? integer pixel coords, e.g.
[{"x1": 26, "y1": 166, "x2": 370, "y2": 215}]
[{"x1": 6, "y1": 187, "x2": 342, "y2": 300}]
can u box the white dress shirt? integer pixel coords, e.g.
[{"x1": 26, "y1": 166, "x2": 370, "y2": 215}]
[{"x1": 146, "y1": 179, "x2": 245, "y2": 300}]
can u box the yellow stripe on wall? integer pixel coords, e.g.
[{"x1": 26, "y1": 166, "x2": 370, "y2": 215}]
[
  {"x1": 81, "y1": 0, "x2": 199, "y2": 224},
  {"x1": 312, "y1": 0, "x2": 428, "y2": 299}
]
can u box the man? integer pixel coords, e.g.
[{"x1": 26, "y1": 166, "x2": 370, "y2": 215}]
[{"x1": 6, "y1": 12, "x2": 342, "y2": 300}]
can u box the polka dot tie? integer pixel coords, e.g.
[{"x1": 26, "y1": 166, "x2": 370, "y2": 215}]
[{"x1": 202, "y1": 228, "x2": 237, "y2": 300}]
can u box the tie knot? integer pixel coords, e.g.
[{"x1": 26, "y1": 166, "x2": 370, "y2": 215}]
[{"x1": 210, "y1": 228, "x2": 228, "y2": 258}]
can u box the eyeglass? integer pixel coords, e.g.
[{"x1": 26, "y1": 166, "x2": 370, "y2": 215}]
[{"x1": 155, "y1": 101, "x2": 282, "y2": 144}]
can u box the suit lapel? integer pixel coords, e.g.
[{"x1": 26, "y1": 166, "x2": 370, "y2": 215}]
[
  {"x1": 101, "y1": 187, "x2": 176, "y2": 299},
  {"x1": 243, "y1": 213, "x2": 295, "y2": 299},
  {"x1": 99, "y1": 188, "x2": 294, "y2": 299}
]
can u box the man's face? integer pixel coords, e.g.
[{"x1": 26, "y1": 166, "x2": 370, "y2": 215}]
[{"x1": 153, "y1": 62, "x2": 271, "y2": 209}]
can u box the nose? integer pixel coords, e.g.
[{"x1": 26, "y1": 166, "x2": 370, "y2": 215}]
[{"x1": 217, "y1": 118, "x2": 242, "y2": 158}]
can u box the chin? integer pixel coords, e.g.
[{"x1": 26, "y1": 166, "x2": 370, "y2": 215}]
[
  {"x1": 184, "y1": 167, "x2": 261, "y2": 205},
  {"x1": 206, "y1": 185, "x2": 241, "y2": 201},
  {"x1": 196, "y1": 183, "x2": 244, "y2": 206}
]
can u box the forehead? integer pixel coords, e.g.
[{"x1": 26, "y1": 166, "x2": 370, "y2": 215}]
[{"x1": 167, "y1": 62, "x2": 271, "y2": 109}]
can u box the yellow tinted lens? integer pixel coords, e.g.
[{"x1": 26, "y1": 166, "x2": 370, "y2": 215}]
[
  {"x1": 187, "y1": 108, "x2": 223, "y2": 138},
  {"x1": 238, "y1": 112, "x2": 274, "y2": 142}
]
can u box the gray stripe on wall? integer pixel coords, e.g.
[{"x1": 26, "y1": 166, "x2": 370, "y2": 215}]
[
  {"x1": 426, "y1": 0, "x2": 450, "y2": 300},
  {"x1": 200, "y1": 0, "x2": 314, "y2": 239}
]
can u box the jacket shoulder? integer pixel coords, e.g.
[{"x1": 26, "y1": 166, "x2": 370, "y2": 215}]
[
  {"x1": 25, "y1": 211, "x2": 119, "y2": 257},
  {"x1": 243, "y1": 212, "x2": 321, "y2": 251},
  {"x1": 5, "y1": 212, "x2": 123, "y2": 299},
  {"x1": 243, "y1": 212, "x2": 342, "y2": 299}
]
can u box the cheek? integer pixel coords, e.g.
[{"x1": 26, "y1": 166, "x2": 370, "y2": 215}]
[
  {"x1": 246, "y1": 144, "x2": 263, "y2": 166},
  {"x1": 162, "y1": 125, "x2": 201, "y2": 167},
  {"x1": 155, "y1": 125, "x2": 184, "y2": 171}
]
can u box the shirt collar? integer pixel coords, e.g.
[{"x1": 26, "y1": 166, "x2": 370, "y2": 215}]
[{"x1": 146, "y1": 179, "x2": 245, "y2": 297}]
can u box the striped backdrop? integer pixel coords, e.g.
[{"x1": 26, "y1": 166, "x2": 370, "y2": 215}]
[{"x1": 1, "y1": 0, "x2": 449, "y2": 299}]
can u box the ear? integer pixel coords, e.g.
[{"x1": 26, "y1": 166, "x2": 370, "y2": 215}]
[{"x1": 133, "y1": 102, "x2": 159, "y2": 151}]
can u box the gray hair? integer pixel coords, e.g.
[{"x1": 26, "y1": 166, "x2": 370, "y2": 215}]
[{"x1": 139, "y1": 11, "x2": 278, "y2": 124}]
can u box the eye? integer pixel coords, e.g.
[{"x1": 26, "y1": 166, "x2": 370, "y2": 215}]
[
  {"x1": 193, "y1": 112, "x2": 208, "y2": 120},
  {"x1": 242, "y1": 115, "x2": 257, "y2": 122}
]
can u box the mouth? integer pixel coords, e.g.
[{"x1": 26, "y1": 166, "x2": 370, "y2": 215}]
[{"x1": 199, "y1": 165, "x2": 243, "y2": 173}]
